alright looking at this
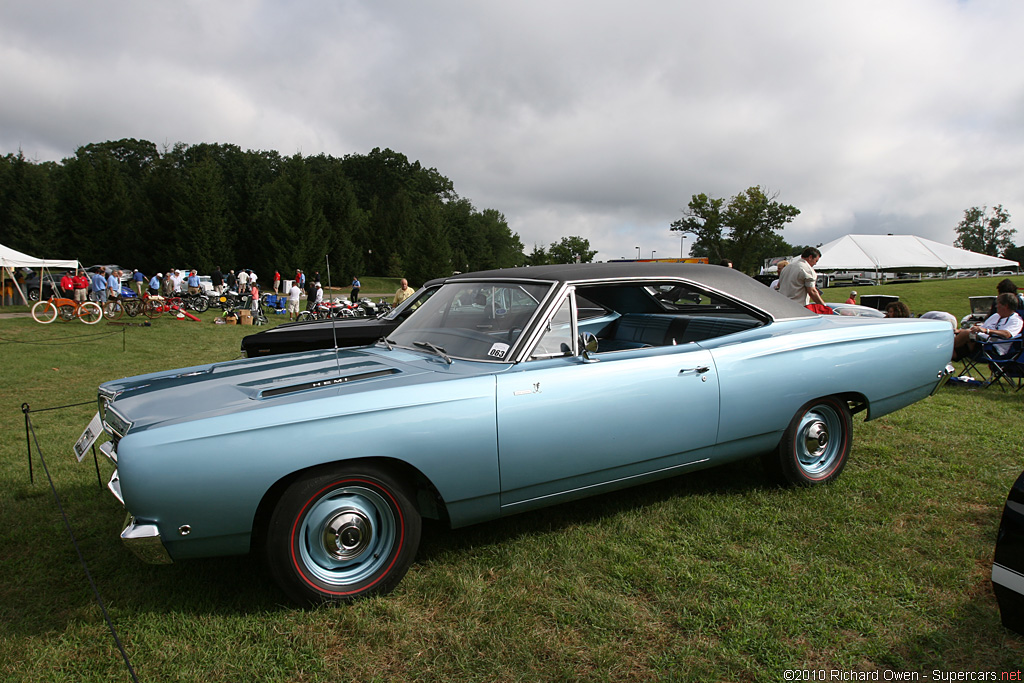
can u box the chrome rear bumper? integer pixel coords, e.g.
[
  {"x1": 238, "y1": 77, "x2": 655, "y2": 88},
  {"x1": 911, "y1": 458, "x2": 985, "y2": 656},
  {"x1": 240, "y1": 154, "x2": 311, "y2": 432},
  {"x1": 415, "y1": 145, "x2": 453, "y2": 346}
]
[
  {"x1": 931, "y1": 363, "x2": 955, "y2": 396},
  {"x1": 121, "y1": 514, "x2": 173, "y2": 565}
]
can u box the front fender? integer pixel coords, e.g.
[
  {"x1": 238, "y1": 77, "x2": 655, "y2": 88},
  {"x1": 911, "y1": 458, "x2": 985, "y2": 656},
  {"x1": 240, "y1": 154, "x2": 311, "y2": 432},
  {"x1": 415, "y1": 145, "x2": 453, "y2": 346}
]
[{"x1": 115, "y1": 376, "x2": 499, "y2": 560}]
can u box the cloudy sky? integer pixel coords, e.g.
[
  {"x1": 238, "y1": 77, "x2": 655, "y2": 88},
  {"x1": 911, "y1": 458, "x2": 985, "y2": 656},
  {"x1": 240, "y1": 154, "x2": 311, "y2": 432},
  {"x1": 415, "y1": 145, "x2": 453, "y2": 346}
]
[{"x1": 2, "y1": 0, "x2": 1023, "y2": 261}]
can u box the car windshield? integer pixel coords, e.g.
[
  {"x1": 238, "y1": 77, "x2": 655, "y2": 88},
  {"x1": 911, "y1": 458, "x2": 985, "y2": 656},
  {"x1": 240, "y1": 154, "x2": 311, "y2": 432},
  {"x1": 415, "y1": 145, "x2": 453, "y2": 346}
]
[
  {"x1": 387, "y1": 281, "x2": 552, "y2": 361},
  {"x1": 382, "y1": 286, "x2": 438, "y2": 320}
]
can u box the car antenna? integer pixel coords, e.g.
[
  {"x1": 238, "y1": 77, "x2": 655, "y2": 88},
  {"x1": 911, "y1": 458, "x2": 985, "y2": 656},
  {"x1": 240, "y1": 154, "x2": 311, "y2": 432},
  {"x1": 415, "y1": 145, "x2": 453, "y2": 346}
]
[{"x1": 325, "y1": 254, "x2": 341, "y2": 359}]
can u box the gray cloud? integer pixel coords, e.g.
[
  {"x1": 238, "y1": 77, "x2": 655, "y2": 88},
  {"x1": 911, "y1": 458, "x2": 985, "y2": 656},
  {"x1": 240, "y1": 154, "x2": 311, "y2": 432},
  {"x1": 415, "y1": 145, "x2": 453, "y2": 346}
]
[{"x1": 3, "y1": 0, "x2": 1024, "y2": 261}]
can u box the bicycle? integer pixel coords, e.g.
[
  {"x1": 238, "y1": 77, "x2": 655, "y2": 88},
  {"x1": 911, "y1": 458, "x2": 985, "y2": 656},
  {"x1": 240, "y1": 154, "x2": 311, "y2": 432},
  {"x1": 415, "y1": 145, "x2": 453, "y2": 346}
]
[{"x1": 31, "y1": 297, "x2": 103, "y2": 325}]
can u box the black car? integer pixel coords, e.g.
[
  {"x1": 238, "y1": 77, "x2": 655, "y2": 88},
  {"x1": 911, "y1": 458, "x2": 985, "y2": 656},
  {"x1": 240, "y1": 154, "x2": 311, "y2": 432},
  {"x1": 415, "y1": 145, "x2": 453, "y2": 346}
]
[
  {"x1": 20, "y1": 269, "x2": 64, "y2": 301},
  {"x1": 240, "y1": 285, "x2": 438, "y2": 357},
  {"x1": 993, "y1": 470, "x2": 1024, "y2": 636}
]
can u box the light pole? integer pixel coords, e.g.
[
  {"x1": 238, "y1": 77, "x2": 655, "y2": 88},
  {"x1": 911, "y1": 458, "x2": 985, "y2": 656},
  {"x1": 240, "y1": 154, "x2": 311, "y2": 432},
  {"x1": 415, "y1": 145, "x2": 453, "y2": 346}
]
[
  {"x1": 635, "y1": 246, "x2": 640, "y2": 260},
  {"x1": 652, "y1": 250, "x2": 657, "y2": 260},
  {"x1": 678, "y1": 233, "x2": 688, "y2": 259}
]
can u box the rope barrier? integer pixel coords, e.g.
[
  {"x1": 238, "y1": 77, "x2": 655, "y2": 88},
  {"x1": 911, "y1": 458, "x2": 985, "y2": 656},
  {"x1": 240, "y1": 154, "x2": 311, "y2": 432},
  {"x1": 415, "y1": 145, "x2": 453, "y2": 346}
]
[
  {"x1": 21, "y1": 404, "x2": 139, "y2": 682},
  {"x1": 0, "y1": 329, "x2": 122, "y2": 345}
]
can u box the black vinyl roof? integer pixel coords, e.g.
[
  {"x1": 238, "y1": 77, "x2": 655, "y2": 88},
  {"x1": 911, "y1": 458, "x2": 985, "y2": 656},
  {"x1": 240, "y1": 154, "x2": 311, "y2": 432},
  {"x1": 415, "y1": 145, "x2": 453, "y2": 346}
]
[{"x1": 441, "y1": 262, "x2": 815, "y2": 321}]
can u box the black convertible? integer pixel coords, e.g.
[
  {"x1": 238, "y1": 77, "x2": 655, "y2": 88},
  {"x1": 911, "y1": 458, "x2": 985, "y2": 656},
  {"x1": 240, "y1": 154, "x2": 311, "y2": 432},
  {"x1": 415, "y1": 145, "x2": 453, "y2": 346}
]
[{"x1": 240, "y1": 285, "x2": 437, "y2": 357}]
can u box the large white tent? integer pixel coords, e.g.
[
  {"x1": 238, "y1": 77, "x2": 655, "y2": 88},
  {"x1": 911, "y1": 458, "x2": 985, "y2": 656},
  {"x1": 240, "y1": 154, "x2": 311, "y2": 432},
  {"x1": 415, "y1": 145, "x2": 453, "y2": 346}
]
[
  {"x1": 0, "y1": 243, "x2": 79, "y2": 305},
  {"x1": 815, "y1": 234, "x2": 1017, "y2": 273}
]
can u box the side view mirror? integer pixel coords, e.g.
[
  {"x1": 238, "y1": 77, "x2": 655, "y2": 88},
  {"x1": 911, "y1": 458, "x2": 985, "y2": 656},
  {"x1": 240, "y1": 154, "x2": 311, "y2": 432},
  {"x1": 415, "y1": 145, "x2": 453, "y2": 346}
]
[{"x1": 579, "y1": 332, "x2": 599, "y2": 361}]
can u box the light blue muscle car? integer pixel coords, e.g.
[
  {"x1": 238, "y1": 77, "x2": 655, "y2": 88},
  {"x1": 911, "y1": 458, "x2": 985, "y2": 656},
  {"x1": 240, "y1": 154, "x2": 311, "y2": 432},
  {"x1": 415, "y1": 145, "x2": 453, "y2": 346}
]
[{"x1": 94, "y1": 262, "x2": 954, "y2": 604}]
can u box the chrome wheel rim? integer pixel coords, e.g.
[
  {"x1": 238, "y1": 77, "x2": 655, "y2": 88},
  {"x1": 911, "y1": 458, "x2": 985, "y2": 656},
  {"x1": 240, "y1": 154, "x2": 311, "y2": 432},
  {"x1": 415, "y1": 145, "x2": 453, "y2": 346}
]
[
  {"x1": 795, "y1": 404, "x2": 843, "y2": 476},
  {"x1": 298, "y1": 485, "x2": 396, "y2": 587}
]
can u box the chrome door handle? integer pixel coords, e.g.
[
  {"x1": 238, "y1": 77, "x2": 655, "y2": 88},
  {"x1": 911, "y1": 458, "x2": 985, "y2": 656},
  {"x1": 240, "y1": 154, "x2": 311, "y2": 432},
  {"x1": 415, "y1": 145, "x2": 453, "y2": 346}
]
[{"x1": 679, "y1": 366, "x2": 710, "y2": 375}]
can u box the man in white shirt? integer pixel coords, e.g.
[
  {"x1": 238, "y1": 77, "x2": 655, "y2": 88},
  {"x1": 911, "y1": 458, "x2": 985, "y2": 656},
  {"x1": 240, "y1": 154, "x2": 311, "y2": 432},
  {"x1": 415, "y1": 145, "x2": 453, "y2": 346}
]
[
  {"x1": 287, "y1": 282, "x2": 302, "y2": 321},
  {"x1": 778, "y1": 247, "x2": 826, "y2": 308}
]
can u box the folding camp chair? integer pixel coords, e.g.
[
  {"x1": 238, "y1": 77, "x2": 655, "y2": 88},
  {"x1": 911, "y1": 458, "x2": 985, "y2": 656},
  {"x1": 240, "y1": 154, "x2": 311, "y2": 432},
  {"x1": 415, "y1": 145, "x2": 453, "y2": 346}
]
[
  {"x1": 983, "y1": 335, "x2": 1024, "y2": 392},
  {"x1": 957, "y1": 342, "x2": 990, "y2": 383}
]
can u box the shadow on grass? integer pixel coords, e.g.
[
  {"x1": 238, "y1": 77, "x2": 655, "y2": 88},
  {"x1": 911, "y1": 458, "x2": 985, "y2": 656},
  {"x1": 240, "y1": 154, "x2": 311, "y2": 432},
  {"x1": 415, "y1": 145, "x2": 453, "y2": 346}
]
[
  {"x1": 415, "y1": 456, "x2": 775, "y2": 562},
  {"x1": 3, "y1": 456, "x2": 775, "y2": 633}
]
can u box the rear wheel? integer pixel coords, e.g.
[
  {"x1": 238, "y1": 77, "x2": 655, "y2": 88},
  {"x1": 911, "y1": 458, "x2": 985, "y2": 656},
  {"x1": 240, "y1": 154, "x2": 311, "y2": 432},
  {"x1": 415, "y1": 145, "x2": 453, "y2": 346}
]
[
  {"x1": 192, "y1": 295, "x2": 210, "y2": 313},
  {"x1": 765, "y1": 396, "x2": 852, "y2": 486},
  {"x1": 78, "y1": 301, "x2": 103, "y2": 324},
  {"x1": 31, "y1": 300, "x2": 58, "y2": 324},
  {"x1": 265, "y1": 464, "x2": 421, "y2": 605}
]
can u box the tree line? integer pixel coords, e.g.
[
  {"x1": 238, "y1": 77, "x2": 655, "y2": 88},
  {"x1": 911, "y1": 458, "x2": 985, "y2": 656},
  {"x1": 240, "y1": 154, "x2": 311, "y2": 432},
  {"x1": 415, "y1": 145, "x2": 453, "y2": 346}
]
[{"x1": 0, "y1": 139, "x2": 530, "y2": 286}]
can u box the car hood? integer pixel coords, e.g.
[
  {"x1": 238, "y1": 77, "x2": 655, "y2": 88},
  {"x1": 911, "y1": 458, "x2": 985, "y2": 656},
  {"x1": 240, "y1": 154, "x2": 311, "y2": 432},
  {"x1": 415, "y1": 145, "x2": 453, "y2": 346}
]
[{"x1": 100, "y1": 346, "x2": 487, "y2": 434}]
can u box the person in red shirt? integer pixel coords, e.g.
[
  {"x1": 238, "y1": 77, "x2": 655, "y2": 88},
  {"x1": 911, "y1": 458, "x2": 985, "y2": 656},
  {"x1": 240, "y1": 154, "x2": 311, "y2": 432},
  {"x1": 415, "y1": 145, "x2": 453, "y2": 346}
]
[
  {"x1": 72, "y1": 269, "x2": 89, "y2": 302},
  {"x1": 60, "y1": 271, "x2": 74, "y2": 299},
  {"x1": 273, "y1": 270, "x2": 281, "y2": 293}
]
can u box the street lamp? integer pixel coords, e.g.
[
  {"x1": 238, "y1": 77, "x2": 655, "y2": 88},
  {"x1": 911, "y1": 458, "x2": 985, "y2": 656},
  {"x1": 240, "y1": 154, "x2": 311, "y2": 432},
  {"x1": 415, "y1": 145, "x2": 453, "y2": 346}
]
[
  {"x1": 635, "y1": 246, "x2": 640, "y2": 260},
  {"x1": 652, "y1": 250, "x2": 657, "y2": 260},
  {"x1": 678, "y1": 233, "x2": 688, "y2": 259}
]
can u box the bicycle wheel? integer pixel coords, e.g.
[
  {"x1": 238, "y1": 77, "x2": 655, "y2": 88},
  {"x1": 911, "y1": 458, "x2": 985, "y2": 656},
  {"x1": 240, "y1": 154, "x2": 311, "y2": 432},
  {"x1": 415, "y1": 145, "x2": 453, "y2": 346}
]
[
  {"x1": 31, "y1": 300, "x2": 58, "y2": 324},
  {"x1": 103, "y1": 300, "x2": 124, "y2": 320},
  {"x1": 297, "y1": 311, "x2": 313, "y2": 322},
  {"x1": 192, "y1": 295, "x2": 210, "y2": 313},
  {"x1": 78, "y1": 301, "x2": 103, "y2": 324},
  {"x1": 143, "y1": 299, "x2": 164, "y2": 319}
]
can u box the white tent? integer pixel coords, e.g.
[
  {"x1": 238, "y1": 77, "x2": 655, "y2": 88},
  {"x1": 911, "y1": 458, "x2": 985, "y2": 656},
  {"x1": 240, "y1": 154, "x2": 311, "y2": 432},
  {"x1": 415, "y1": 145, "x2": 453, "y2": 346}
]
[
  {"x1": 0, "y1": 243, "x2": 80, "y2": 305},
  {"x1": 815, "y1": 234, "x2": 1017, "y2": 273}
]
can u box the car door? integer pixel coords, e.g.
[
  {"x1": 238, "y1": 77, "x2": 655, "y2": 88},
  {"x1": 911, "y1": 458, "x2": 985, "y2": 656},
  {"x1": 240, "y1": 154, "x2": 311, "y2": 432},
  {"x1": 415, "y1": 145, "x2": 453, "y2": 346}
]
[{"x1": 494, "y1": 291, "x2": 721, "y2": 512}]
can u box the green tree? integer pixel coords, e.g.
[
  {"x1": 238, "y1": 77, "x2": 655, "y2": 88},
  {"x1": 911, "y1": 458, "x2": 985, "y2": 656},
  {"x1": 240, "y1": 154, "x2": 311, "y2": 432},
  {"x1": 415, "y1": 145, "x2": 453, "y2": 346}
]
[
  {"x1": 954, "y1": 205, "x2": 1014, "y2": 256},
  {"x1": 723, "y1": 186, "x2": 800, "y2": 273},
  {"x1": 671, "y1": 187, "x2": 799, "y2": 272},
  {"x1": 525, "y1": 244, "x2": 549, "y2": 266},
  {"x1": 547, "y1": 236, "x2": 596, "y2": 264},
  {"x1": 670, "y1": 193, "x2": 727, "y2": 262},
  {"x1": 0, "y1": 152, "x2": 60, "y2": 256},
  {"x1": 1002, "y1": 244, "x2": 1024, "y2": 266}
]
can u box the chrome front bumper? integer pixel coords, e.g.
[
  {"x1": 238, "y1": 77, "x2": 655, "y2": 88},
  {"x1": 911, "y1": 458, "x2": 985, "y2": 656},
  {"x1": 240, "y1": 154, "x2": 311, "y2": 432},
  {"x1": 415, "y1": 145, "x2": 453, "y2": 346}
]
[{"x1": 121, "y1": 514, "x2": 173, "y2": 565}]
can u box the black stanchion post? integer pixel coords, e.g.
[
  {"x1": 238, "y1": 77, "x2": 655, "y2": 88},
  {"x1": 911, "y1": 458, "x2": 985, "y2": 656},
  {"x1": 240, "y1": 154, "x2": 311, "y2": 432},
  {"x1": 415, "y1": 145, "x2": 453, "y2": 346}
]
[
  {"x1": 22, "y1": 403, "x2": 33, "y2": 484},
  {"x1": 92, "y1": 444, "x2": 103, "y2": 490}
]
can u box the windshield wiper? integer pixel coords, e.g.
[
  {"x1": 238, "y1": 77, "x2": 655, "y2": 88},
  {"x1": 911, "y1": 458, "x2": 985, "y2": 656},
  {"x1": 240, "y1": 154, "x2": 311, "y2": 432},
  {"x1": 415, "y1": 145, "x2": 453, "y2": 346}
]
[{"x1": 413, "y1": 340, "x2": 452, "y2": 364}]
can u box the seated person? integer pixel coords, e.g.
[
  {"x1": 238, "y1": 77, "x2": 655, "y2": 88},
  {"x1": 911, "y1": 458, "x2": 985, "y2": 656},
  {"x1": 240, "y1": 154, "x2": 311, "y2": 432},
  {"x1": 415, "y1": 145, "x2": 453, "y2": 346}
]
[
  {"x1": 884, "y1": 301, "x2": 911, "y2": 318},
  {"x1": 989, "y1": 278, "x2": 1024, "y2": 315},
  {"x1": 952, "y1": 292, "x2": 1023, "y2": 360},
  {"x1": 920, "y1": 310, "x2": 957, "y2": 329}
]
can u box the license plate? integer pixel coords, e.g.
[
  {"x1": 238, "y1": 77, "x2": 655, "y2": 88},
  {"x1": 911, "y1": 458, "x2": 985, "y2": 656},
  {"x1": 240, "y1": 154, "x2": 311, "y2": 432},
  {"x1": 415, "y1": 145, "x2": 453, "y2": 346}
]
[{"x1": 74, "y1": 412, "x2": 103, "y2": 462}]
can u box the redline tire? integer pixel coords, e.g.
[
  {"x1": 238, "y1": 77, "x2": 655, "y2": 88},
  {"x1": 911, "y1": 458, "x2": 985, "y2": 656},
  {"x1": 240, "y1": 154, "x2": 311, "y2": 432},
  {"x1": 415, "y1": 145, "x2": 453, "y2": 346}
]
[
  {"x1": 265, "y1": 464, "x2": 421, "y2": 605},
  {"x1": 767, "y1": 396, "x2": 852, "y2": 486}
]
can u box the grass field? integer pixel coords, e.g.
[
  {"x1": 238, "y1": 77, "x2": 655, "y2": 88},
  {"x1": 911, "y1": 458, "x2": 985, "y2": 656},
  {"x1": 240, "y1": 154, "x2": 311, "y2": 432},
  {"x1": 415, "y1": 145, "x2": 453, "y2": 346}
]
[{"x1": 1, "y1": 275, "x2": 1022, "y2": 682}]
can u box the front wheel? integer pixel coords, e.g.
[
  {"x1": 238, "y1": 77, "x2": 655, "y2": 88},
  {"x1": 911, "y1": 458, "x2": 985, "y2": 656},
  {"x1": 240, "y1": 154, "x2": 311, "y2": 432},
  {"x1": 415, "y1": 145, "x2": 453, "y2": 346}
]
[
  {"x1": 765, "y1": 396, "x2": 852, "y2": 486},
  {"x1": 265, "y1": 464, "x2": 421, "y2": 605},
  {"x1": 103, "y1": 300, "x2": 123, "y2": 320},
  {"x1": 296, "y1": 311, "x2": 313, "y2": 323},
  {"x1": 78, "y1": 301, "x2": 103, "y2": 324},
  {"x1": 31, "y1": 300, "x2": 58, "y2": 324},
  {"x1": 192, "y1": 296, "x2": 210, "y2": 313}
]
